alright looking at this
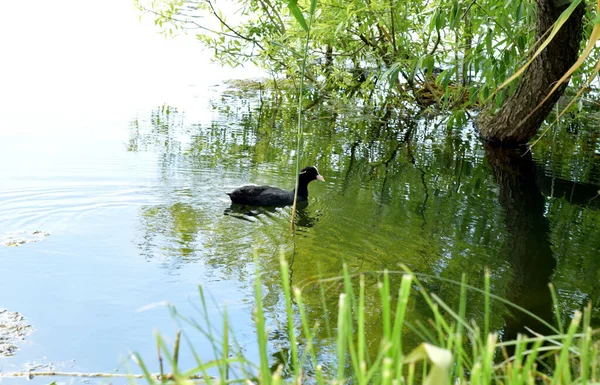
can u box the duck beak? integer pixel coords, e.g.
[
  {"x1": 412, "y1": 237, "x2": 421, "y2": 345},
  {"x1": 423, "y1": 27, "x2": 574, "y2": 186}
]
[{"x1": 317, "y1": 175, "x2": 325, "y2": 182}]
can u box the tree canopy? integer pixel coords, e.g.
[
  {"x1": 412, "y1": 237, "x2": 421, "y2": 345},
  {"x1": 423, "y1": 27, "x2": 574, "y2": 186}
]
[{"x1": 137, "y1": 0, "x2": 598, "y2": 141}]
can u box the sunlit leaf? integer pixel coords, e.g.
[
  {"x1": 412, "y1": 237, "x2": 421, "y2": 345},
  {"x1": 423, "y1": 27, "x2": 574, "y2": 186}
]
[
  {"x1": 485, "y1": 29, "x2": 493, "y2": 55},
  {"x1": 516, "y1": 1, "x2": 523, "y2": 22},
  {"x1": 310, "y1": 0, "x2": 318, "y2": 16},
  {"x1": 405, "y1": 343, "x2": 453, "y2": 385},
  {"x1": 449, "y1": 1, "x2": 459, "y2": 29},
  {"x1": 435, "y1": 10, "x2": 445, "y2": 31},
  {"x1": 288, "y1": 0, "x2": 309, "y2": 31}
]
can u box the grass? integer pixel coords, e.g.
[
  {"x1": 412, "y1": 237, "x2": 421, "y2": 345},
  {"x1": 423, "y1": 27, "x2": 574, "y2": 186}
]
[{"x1": 133, "y1": 251, "x2": 600, "y2": 385}]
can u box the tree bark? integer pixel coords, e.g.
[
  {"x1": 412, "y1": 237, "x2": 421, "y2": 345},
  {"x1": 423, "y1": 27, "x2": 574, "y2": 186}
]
[{"x1": 478, "y1": 0, "x2": 584, "y2": 145}]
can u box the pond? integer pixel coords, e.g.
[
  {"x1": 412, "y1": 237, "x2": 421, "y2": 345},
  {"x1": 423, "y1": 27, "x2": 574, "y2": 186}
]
[{"x1": 2, "y1": 2, "x2": 600, "y2": 384}]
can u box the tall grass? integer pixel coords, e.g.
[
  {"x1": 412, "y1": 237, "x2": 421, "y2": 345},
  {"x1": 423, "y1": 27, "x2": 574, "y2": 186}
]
[{"x1": 135, "y1": 253, "x2": 600, "y2": 384}]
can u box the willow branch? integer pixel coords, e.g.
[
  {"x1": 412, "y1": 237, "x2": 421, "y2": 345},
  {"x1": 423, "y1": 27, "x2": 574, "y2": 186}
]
[
  {"x1": 139, "y1": 6, "x2": 242, "y2": 40},
  {"x1": 257, "y1": 0, "x2": 286, "y2": 34},
  {"x1": 206, "y1": 0, "x2": 265, "y2": 50}
]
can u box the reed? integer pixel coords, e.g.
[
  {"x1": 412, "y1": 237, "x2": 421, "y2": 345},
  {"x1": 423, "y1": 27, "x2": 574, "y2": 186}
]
[{"x1": 133, "y1": 254, "x2": 600, "y2": 384}]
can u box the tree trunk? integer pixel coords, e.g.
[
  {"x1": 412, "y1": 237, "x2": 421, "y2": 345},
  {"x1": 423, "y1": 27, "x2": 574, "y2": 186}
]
[{"x1": 477, "y1": 0, "x2": 584, "y2": 145}]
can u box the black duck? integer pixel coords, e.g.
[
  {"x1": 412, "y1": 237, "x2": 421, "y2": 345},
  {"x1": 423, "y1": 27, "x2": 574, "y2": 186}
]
[{"x1": 227, "y1": 166, "x2": 325, "y2": 206}]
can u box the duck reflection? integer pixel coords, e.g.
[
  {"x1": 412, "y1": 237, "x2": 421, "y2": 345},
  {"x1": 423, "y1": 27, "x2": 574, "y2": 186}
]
[
  {"x1": 293, "y1": 204, "x2": 320, "y2": 229},
  {"x1": 224, "y1": 203, "x2": 285, "y2": 222},
  {"x1": 224, "y1": 201, "x2": 319, "y2": 229}
]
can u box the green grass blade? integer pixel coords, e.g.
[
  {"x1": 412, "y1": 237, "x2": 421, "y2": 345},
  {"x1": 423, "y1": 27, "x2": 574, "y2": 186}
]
[
  {"x1": 380, "y1": 270, "x2": 392, "y2": 343},
  {"x1": 549, "y1": 283, "x2": 564, "y2": 334},
  {"x1": 336, "y1": 293, "x2": 348, "y2": 382},
  {"x1": 550, "y1": 311, "x2": 582, "y2": 385},
  {"x1": 484, "y1": 268, "x2": 490, "y2": 339},
  {"x1": 357, "y1": 275, "x2": 366, "y2": 384},
  {"x1": 253, "y1": 250, "x2": 271, "y2": 385},
  {"x1": 279, "y1": 252, "x2": 298, "y2": 376}
]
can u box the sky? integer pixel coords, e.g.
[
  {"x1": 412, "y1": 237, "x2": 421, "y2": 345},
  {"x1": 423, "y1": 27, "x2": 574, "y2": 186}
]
[{"x1": 0, "y1": 0, "x2": 260, "y2": 135}]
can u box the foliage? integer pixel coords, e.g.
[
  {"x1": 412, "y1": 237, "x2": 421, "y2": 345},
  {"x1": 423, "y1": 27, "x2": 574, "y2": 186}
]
[
  {"x1": 135, "y1": 0, "x2": 537, "y2": 110},
  {"x1": 123, "y1": 78, "x2": 600, "y2": 383},
  {"x1": 136, "y1": 0, "x2": 600, "y2": 131},
  {"x1": 128, "y1": 87, "x2": 600, "y2": 323},
  {"x1": 133, "y1": 255, "x2": 600, "y2": 384}
]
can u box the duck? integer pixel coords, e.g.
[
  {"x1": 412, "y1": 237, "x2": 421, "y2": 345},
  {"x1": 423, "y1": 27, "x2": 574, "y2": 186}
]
[{"x1": 227, "y1": 166, "x2": 325, "y2": 206}]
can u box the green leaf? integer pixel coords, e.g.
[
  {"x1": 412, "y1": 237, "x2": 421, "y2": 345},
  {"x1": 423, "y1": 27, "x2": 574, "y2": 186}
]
[
  {"x1": 423, "y1": 55, "x2": 434, "y2": 74},
  {"x1": 482, "y1": 86, "x2": 489, "y2": 100},
  {"x1": 309, "y1": 0, "x2": 318, "y2": 17},
  {"x1": 517, "y1": 34, "x2": 527, "y2": 51},
  {"x1": 485, "y1": 29, "x2": 493, "y2": 55},
  {"x1": 442, "y1": 70, "x2": 453, "y2": 89},
  {"x1": 405, "y1": 343, "x2": 453, "y2": 385},
  {"x1": 469, "y1": 86, "x2": 478, "y2": 104},
  {"x1": 288, "y1": 0, "x2": 309, "y2": 31},
  {"x1": 449, "y1": 1, "x2": 460, "y2": 29},
  {"x1": 515, "y1": 0, "x2": 523, "y2": 22},
  {"x1": 447, "y1": 114, "x2": 455, "y2": 129},
  {"x1": 427, "y1": 12, "x2": 437, "y2": 33},
  {"x1": 435, "y1": 10, "x2": 445, "y2": 31},
  {"x1": 383, "y1": 62, "x2": 402, "y2": 86}
]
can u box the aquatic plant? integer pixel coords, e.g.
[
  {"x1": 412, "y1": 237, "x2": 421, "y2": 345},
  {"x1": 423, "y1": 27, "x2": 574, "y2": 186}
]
[{"x1": 132, "y1": 252, "x2": 600, "y2": 385}]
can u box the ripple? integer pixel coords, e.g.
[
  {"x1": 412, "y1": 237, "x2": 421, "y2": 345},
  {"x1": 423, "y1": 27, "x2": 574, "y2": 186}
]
[{"x1": 0, "y1": 154, "x2": 166, "y2": 232}]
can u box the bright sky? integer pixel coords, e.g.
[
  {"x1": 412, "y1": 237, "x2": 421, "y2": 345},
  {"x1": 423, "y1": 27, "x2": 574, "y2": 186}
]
[
  {"x1": 0, "y1": 0, "x2": 259, "y2": 134},
  {"x1": 0, "y1": 0, "x2": 202, "y2": 108}
]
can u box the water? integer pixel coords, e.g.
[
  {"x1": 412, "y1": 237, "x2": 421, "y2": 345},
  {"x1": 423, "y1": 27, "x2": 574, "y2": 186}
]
[{"x1": 2, "y1": 1, "x2": 600, "y2": 384}]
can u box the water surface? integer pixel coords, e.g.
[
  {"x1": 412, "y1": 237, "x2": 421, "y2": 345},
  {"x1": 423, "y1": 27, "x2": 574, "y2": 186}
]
[{"x1": 2, "y1": 2, "x2": 600, "y2": 383}]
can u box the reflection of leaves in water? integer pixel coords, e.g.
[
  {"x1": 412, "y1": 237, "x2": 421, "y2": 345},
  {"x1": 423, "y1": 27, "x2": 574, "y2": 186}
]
[
  {"x1": 128, "y1": 105, "x2": 187, "y2": 153},
  {"x1": 127, "y1": 84, "x2": 600, "y2": 357},
  {"x1": 138, "y1": 202, "x2": 205, "y2": 263}
]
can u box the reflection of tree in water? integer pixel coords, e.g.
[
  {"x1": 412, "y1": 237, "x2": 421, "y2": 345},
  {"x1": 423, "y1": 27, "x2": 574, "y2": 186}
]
[
  {"x1": 485, "y1": 145, "x2": 555, "y2": 342},
  {"x1": 126, "y1": 87, "x2": 600, "y2": 364},
  {"x1": 137, "y1": 202, "x2": 205, "y2": 267},
  {"x1": 128, "y1": 105, "x2": 186, "y2": 154}
]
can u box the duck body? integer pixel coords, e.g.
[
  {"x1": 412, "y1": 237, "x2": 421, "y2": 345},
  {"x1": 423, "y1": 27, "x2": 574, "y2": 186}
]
[
  {"x1": 227, "y1": 166, "x2": 324, "y2": 207},
  {"x1": 227, "y1": 185, "x2": 299, "y2": 206}
]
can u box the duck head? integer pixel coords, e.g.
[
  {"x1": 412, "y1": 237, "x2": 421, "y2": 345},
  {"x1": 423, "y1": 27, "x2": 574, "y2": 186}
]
[{"x1": 299, "y1": 166, "x2": 325, "y2": 183}]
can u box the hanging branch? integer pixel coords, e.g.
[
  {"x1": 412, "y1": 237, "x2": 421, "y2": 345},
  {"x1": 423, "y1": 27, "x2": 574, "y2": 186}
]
[{"x1": 290, "y1": 0, "x2": 318, "y2": 230}]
